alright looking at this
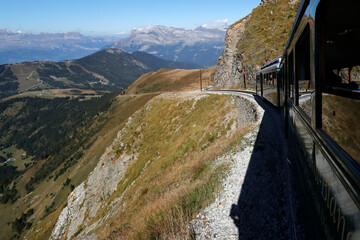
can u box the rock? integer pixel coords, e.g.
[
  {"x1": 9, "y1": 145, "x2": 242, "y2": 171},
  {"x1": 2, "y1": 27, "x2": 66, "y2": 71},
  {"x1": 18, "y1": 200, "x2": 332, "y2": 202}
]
[
  {"x1": 213, "y1": 0, "x2": 301, "y2": 89},
  {"x1": 213, "y1": 17, "x2": 248, "y2": 89},
  {"x1": 49, "y1": 122, "x2": 136, "y2": 240},
  {"x1": 49, "y1": 206, "x2": 68, "y2": 240},
  {"x1": 213, "y1": 16, "x2": 260, "y2": 89}
]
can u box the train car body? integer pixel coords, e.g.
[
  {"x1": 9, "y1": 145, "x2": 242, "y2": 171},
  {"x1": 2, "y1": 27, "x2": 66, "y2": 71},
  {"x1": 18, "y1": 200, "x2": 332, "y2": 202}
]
[
  {"x1": 256, "y1": 56, "x2": 282, "y2": 107},
  {"x1": 257, "y1": 0, "x2": 360, "y2": 238}
]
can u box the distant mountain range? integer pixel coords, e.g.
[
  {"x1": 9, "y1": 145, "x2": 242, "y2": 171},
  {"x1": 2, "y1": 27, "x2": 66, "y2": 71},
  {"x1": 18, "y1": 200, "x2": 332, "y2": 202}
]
[
  {"x1": 0, "y1": 29, "x2": 120, "y2": 64},
  {"x1": 0, "y1": 26, "x2": 226, "y2": 67},
  {"x1": 0, "y1": 48, "x2": 200, "y2": 99},
  {"x1": 112, "y1": 25, "x2": 226, "y2": 67}
]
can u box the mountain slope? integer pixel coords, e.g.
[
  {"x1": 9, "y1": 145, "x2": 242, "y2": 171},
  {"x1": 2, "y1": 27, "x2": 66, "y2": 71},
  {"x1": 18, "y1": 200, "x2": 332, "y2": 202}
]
[
  {"x1": 47, "y1": 92, "x2": 258, "y2": 240},
  {"x1": 214, "y1": 0, "x2": 301, "y2": 88},
  {"x1": 0, "y1": 48, "x2": 200, "y2": 99},
  {"x1": 112, "y1": 25, "x2": 225, "y2": 67},
  {"x1": 0, "y1": 29, "x2": 119, "y2": 65},
  {"x1": 125, "y1": 67, "x2": 215, "y2": 94}
]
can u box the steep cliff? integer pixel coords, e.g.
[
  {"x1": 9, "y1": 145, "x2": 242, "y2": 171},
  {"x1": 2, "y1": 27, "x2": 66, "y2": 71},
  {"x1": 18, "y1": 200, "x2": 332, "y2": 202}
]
[
  {"x1": 213, "y1": 16, "x2": 249, "y2": 89},
  {"x1": 214, "y1": 0, "x2": 300, "y2": 89}
]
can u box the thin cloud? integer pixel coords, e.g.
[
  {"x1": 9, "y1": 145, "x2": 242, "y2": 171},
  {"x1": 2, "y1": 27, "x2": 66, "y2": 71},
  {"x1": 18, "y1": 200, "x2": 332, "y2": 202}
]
[
  {"x1": 209, "y1": 18, "x2": 229, "y2": 24},
  {"x1": 200, "y1": 18, "x2": 229, "y2": 29},
  {"x1": 114, "y1": 31, "x2": 127, "y2": 35}
]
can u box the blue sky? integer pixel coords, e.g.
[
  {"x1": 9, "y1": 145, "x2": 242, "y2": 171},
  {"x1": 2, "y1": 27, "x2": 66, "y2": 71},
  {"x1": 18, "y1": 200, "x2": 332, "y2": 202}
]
[{"x1": 1, "y1": 0, "x2": 261, "y2": 36}]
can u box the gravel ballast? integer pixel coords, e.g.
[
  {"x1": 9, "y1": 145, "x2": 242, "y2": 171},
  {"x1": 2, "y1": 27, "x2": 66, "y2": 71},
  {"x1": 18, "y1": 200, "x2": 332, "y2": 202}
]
[{"x1": 191, "y1": 92, "x2": 299, "y2": 239}]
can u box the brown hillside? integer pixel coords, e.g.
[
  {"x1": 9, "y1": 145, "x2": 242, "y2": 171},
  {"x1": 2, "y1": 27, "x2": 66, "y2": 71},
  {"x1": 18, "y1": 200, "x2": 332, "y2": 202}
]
[{"x1": 125, "y1": 67, "x2": 216, "y2": 94}]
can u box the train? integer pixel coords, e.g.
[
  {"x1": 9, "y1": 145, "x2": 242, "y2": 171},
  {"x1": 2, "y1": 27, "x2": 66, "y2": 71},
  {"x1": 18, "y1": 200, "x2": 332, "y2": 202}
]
[{"x1": 256, "y1": 0, "x2": 360, "y2": 239}]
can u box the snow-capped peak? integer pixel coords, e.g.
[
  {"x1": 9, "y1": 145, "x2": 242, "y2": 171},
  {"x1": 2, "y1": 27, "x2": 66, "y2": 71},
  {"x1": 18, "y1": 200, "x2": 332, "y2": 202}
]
[{"x1": 116, "y1": 25, "x2": 226, "y2": 47}]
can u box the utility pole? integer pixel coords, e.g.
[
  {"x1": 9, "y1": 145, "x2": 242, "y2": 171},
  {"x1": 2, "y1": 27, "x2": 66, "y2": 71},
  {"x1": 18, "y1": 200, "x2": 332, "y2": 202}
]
[
  {"x1": 208, "y1": 71, "x2": 210, "y2": 88},
  {"x1": 241, "y1": 51, "x2": 247, "y2": 89},
  {"x1": 244, "y1": 55, "x2": 247, "y2": 89},
  {"x1": 200, "y1": 69, "x2": 203, "y2": 91}
]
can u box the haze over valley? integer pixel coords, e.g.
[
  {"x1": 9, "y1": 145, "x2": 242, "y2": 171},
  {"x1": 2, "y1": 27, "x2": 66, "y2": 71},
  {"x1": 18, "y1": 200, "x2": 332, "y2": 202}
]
[{"x1": 0, "y1": 29, "x2": 121, "y2": 65}]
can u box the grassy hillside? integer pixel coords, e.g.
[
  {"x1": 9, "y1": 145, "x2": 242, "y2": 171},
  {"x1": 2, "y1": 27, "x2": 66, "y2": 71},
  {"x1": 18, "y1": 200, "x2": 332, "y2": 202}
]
[
  {"x1": 99, "y1": 94, "x2": 250, "y2": 239},
  {"x1": 32, "y1": 92, "x2": 254, "y2": 240},
  {"x1": 125, "y1": 66, "x2": 216, "y2": 94},
  {"x1": 236, "y1": 0, "x2": 300, "y2": 66}
]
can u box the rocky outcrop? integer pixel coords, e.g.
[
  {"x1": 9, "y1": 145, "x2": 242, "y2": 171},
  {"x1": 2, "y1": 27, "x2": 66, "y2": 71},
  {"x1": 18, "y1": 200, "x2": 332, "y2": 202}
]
[
  {"x1": 213, "y1": 17, "x2": 259, "y2": 89},
  {"x1": 213, "y1": 0, "x2": 300, "y2": 89},
  {"x1": 213, "y1": 17, "x2": 248, "y2": 89},
  {"x1": 49, "y1": 120, "x2": 138, "y2": 240}
]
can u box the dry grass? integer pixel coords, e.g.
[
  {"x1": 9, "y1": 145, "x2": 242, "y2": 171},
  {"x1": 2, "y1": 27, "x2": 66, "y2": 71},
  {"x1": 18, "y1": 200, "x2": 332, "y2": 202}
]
[
  {"x1": 125, "y1": 67, "x2": 216, "y2": 95},
  {"x1": 84, "y1": 93, "x2": 252, "y2": 239},
  {"x1": 236, "y1": 0, "x2": 300, "y2": 66},
  {"x1": 10, "y1": 63, "x2": 39, "y2": 91}
]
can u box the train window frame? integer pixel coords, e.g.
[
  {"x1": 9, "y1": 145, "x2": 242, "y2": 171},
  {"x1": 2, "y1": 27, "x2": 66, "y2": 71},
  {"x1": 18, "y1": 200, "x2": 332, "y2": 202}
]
[
  {"x1": 282, "y1": 55, "x2": 287, "y2": 97},
  {"x1": 295, "y1": 24, "x2": 313, "y2": 120},
  {"x1": 316, "y1": 0, "x2": 360, "y2": 178}
]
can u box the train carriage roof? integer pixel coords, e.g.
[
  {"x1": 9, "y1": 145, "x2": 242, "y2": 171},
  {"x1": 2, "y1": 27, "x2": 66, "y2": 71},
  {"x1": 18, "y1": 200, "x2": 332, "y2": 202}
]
[{"x1": 256, "y1": 56, "x2": 282, "y2": 75}]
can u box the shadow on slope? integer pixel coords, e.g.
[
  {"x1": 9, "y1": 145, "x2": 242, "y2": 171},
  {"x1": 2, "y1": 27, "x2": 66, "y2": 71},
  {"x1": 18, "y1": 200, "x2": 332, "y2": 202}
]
[
  {"x1": 229, "y1": 96, "x2": 326, "y2": 239},
  {"x1": 229, "y1": 96, "x2": 292, "y2": 239}
]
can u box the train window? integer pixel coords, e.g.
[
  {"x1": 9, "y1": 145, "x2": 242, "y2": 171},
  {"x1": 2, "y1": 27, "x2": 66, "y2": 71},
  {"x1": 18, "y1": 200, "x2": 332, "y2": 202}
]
[
  {"x1": 332, "y1": 67, "x2": 360, "y2": 88},
  {"x1": 281, "y1": 60, "x2": 286, "y2": 91},
  {"x1": 272, "y1": 72, "x2": 277, "y2": 85},
  {"x1": 319, "y1": 0, "x2": 360, "y2": 164},
  {"x1": 262, "y1": 71, "x2": 278, "y2": 105},
  {"x1": 295, "y1": 25, "x2": 313, "y2": 118},
  {"x1": 256, "y1": 74, "x2": 261, "y2": 95}
]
